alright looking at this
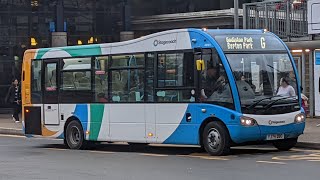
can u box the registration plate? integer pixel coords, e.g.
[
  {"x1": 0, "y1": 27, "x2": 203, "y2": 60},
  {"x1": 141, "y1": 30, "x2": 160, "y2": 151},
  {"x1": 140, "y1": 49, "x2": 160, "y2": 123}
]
[{"x1": 266, "y1": 134, "x2": 285, "y2": 140}]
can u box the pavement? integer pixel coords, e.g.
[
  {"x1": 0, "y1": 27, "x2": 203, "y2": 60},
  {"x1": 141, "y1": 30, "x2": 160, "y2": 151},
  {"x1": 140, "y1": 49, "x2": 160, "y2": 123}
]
[{"x1": 0, "y1": 112, "x2": 319, "y2": 149}]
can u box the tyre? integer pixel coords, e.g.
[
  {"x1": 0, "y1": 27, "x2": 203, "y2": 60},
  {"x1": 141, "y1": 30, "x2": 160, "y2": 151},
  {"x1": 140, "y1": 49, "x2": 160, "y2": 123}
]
[
  {"x1": 202, "y1": 121, "x2": 230, "y2": 156},
  {"x1": 65, "y1": 120, "x2": 86, "y2": 149},
  {"x1": 273, "y1": 138, "x2": 297, "y2": 151}
]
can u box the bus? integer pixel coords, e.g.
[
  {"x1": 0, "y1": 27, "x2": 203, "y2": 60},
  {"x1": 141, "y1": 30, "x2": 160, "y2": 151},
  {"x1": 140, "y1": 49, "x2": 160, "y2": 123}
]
[{"x1": 22, "y1": 29, "x2": 305, "y2": 156}]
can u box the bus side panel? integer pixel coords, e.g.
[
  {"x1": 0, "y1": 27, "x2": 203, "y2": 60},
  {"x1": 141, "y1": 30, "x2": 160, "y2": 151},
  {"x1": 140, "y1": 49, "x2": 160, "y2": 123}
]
[
  {"x1": 88, "y1": 104, "x2": 110, "y2": 141},
  {"x1": 160, "y1": 104, "x2": 246, "y2": 145},
  {"x1": 156, "y1": 104, "x2": 197, "y2": 144},
  {"x1": 145, "y1": 104, "x2": 156, "y2": 143},
  {"x1": 109, "y1": 104, "x2": 145, "y2": 142}
]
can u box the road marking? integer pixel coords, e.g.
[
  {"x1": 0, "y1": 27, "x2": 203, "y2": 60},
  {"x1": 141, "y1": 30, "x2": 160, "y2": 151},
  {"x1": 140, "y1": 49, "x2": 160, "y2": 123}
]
[
  {"x1": 43, "y1": 148, "x2": 68, "y2": 151},
  {"x1": 0, "y1": 134, "x2": 26, "y2": 138},
  {"x1": 308, "y1": 160, "x2": 320, "y2": 162},
  {"x1": 257, "y1": 161, "x2": 286, "y2": 165},
  {"x1": 199, "y1": 156, "x2": 229, "y2": 160},
  {"x1": 291, "y1": 148, "x2": 320, "y2": 153},
  {"x1": 177, "y1": 155, "x2": 229, "y2": 160},
  {"x1": 189, "y1": 153, "x2": 238, "y2": 158},
  {"x1": 140, "y1": 153, "x2": 169, "y2": 157},
  {"x1": 89, "y1": 151, "x2": 115, "y2": 154},
  {"x1": 233, "y1": 147, "x2": 277, "y2": 151},
  {"x1": 273, "y1": 153, "x2": 320, "y2": 161}
]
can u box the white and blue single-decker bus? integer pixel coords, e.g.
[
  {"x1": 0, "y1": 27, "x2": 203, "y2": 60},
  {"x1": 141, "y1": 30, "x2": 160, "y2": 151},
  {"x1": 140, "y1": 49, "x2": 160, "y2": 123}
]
[{"x1": 22, "y1": 28, "x2": 305, "y2": 155}]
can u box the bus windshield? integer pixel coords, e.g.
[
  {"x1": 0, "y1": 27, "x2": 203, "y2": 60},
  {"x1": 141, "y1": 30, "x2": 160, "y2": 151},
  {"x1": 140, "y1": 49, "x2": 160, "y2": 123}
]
[{"x1": 226, "y1": 53, "x2": 300, "y2": 114}]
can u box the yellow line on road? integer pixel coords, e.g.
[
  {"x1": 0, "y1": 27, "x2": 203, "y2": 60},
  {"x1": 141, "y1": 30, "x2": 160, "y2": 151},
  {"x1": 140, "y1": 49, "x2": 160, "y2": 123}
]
[
  {"x1": 257, "y1": 161, "x2": 286, "y2": 165},
  {"x1": 140, "y1": 153, "x2": 169, "y2": 157},
  {"x1": 189, "y1": 153, "x2": 238, "y2": 158},
  {"x1": 43, "y1": 148, "x2": 68, "y2": 151},
  {"x1": 0, "y1": 134, "x2": 25, "y2": 138},
  {"x1": 89, "y1": 151, "x2": 115, "y2": 154},
  {"x1": 199, "y1": 156, "x2": 229, "y2": 160},
  {"x1": 291, "y1": 148, "x2": 320, "y2": 153},
  {"x1": 177, "y1": 155, "x2": 229, "y2": 160}
]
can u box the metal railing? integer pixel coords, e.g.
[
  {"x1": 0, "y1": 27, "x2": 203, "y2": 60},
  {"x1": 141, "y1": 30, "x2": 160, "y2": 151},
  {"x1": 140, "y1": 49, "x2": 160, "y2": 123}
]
[{"x1": 243, "y1": 0, "x2": 308, "y2": 41}]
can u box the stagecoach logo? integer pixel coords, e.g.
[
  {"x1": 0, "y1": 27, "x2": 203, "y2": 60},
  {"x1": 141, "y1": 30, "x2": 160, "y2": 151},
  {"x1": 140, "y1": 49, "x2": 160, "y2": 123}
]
[
  {"x1": 268, "y1": 120, "x2": 285, "y2": 125},
  {"x1": 153, "y1": 39, "x2": 177, "y2": 46}
]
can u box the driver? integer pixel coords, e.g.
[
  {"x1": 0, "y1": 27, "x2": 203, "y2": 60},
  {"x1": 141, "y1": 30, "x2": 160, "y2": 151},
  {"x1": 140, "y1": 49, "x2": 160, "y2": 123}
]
[{"x1": 201, "y1": 64, "x2": 225, "y2": 100}]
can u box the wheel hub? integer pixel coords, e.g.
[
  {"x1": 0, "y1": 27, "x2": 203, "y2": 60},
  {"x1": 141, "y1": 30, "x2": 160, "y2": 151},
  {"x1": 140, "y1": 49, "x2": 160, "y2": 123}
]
[
  {"x1": 70, "y1": 126, "x2": 81, "y2": 145},
  {"x1": 207, "y1": 128, "x2": 221, "y2": 150}
]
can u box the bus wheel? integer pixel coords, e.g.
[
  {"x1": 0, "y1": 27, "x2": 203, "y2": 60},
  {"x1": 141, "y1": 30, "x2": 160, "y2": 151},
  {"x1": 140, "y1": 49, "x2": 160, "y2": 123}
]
[
  {"x1": 272, "y1": 138, "x2": 297, "y2": 151},
  {"x1": 65, "y1": 120, "x2": 86, "y2": 150},
  {"x1": 202, "y1": 121, "x2": 230, "y2": 156}
]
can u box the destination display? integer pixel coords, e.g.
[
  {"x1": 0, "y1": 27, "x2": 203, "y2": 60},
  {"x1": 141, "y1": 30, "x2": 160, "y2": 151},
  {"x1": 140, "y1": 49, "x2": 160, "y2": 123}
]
[{"x1": 213, "y1": 34, "x2": 286, "y2": 51}]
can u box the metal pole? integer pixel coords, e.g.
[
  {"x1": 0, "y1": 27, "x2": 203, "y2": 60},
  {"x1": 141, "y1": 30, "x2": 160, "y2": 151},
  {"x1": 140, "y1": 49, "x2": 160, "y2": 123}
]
[
  {"x1": 243, "y1": 4, "x2": 247, "y2": 29},
  {"x1": 234, "y1": 0, "x2": 239, "y2": 29},
  {"x1": 264, "y1": 3, "x2": 268, "y2": 30},
  {"x1": 56, "y1": 0, "x2": 64, "y2": 32},
  {"x1": 298, "y1": 57, "x2": 302, "y2": 85},
  {"x1": 309, "y1": 50, "x2": 314, "y2": 117},
  {"x1": 286, "y1": 0, "x2": 290, "y2": 41},
  {"x1": 302, "y1": 52, "x2": 306, "y2": 93}
]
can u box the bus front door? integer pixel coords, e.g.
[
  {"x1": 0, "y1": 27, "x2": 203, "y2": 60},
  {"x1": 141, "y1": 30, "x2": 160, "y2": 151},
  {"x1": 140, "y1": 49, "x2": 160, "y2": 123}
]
[{"x1": 43, "y1": 60, "x2": 60, "y2": 125}]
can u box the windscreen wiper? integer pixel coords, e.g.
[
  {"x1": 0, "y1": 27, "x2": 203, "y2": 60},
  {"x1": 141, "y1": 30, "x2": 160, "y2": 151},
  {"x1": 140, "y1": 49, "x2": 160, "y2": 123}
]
[
  {"x1": 247, "y1": 95, "x2": 282, "y2": 109},
  {"x1": 264, "y1": 96, "x2": 297, "y2": 111}
]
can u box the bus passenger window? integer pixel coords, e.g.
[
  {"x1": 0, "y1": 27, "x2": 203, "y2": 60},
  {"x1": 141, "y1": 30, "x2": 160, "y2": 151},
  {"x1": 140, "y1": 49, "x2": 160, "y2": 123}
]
[
  {"x1": 94, "y1": 56, "x2": 108, "y2": 103},
  {"x1": 59, "y1": 57, "x2": 93, "y2": 103},
  {"x1": 31, "y1": 60, "x2": 42, "y2": 103},
  {"x1": 156, "y1": 52, "x2": 195, "y2": 103},
  {"x1": 110, "y1": 54, "x2": 145, "y2": 103}
]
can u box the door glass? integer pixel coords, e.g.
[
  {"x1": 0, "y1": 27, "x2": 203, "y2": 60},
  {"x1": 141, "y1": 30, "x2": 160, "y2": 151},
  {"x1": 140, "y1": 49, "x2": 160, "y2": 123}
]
[{"x1": 45, "y1": 63, "x2": 57, "y2": 91}]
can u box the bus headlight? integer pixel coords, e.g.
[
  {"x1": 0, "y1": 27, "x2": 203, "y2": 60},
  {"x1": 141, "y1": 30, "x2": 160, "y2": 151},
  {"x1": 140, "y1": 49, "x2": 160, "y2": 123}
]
[
  {"x1": 240, "y1": 116, "x2": 257, "y2": 126},
  {"x1": 294, "y1": 113, "x2": 306, "y2": 124}
]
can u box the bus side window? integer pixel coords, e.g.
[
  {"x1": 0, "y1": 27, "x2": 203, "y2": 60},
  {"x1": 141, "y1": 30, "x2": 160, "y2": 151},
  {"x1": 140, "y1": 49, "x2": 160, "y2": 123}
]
[
  {"x1": 110, "y1": 54, "x2": 145, "y2": 103},
  {"x1": 31, "y1": 60, "x2": 42, "y2": 103},
  {"x1": 94, "y1": 56, "x2": 108, "y2": 103},
  {"x1": 156, "y1": 51, "x2": 195, "y2": 102}
]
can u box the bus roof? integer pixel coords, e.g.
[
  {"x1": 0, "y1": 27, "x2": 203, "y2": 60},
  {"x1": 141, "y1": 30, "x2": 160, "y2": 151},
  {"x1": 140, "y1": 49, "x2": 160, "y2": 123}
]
[{"x1": 24, "y1": 28, "x2": 282, "y2": 60}]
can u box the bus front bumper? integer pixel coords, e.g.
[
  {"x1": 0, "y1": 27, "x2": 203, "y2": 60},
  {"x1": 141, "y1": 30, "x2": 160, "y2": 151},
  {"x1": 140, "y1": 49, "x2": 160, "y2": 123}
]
[{"x1": 227, "y1": 122, "x2": 305, "y2": 144}]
